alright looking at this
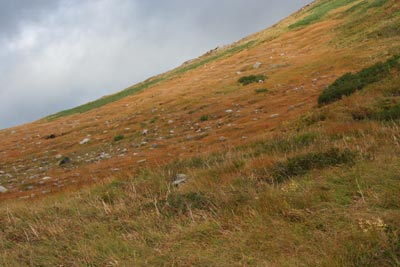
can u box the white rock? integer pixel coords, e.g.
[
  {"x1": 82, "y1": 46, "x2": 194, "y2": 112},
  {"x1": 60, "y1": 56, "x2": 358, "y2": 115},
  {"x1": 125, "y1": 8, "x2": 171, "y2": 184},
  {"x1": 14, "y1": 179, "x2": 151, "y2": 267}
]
[
  {"x1": 42, "y1": 176, "x2": 52, "y2": 181},
  {"x1": 225, "y1": 109, "x2": 233, "y2": 113},
  {"x1": 269, "y1": 114, "x2": 280, "y2": 118},
  {"x1": 0, "y1": 186, "x2": 8, "y2": 193},
  {"x1": 79, "y1": 138, "x2": 90, "y2": 145},
  {"x1": 253, "y1": 62, "x2": 262, "y2": 69},
  {"x1": 173, "y1": 174, "x2": 188, "y2": 186}
]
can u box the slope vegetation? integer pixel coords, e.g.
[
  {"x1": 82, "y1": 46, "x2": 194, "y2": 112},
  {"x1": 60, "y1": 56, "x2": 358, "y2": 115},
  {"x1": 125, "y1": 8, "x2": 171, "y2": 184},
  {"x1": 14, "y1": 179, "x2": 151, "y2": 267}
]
[{"x1": 1, "y1": 0, "x2": 400, "y2": 266}]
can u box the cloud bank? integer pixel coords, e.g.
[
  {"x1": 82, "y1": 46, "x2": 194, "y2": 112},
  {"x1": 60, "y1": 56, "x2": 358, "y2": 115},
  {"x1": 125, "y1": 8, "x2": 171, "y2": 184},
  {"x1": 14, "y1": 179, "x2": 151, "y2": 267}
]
[{"x1": 0, "y1": 0, "x2": 312, "y2": 129}]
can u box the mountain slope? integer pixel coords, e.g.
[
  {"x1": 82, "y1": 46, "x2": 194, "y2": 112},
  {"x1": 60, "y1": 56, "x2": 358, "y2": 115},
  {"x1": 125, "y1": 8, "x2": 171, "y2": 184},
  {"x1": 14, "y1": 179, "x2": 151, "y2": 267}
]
[{"x1": 1, "y1": 0, "x2": 400, "y2": 266}]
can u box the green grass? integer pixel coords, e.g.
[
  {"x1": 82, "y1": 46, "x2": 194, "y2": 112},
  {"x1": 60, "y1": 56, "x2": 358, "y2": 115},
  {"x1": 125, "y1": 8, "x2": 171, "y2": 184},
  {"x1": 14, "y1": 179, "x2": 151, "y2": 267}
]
[
  {"x1": 238, "y1": 74, "x2": 265, "y2": 85},
  {"x1": 46, "y1": 40, "x2": 257, "y2": 121},
  {"x1": 318, "y1": 55, "x2": 400, "y2": 105},
  {"x1": 289, "y1": 0, "x2": 356, "y2": 29},
  {"x1": 254, "y1": 88, "x2": 269, "y2": 94},
  {"x1": 270, "y1": 148, "x2": 357, "y2": 183},
  {"x1": 113, "y1": 135, "x2": 124, "y2": 142}
]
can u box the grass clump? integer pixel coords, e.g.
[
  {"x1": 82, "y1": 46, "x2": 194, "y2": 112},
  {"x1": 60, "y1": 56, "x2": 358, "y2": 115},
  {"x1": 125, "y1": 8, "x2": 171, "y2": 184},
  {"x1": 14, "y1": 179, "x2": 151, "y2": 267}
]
[
  {"x1": 238, "y1": 75, "x2": 265, "y2": 85},
  {"x1": 289, "y1": 0, "x2": 355, "y2": 29},
  {"x1": 373, "y1": 103, "x2": 400, "y2": 121},
  {"x1": 158, "y1": 192, "x2": 214, "y2": 216},
  {"x1": 113, "y1": 135, "x2": 124, "y2": 142},
  {"x1": 254, "y1": 88, "x2": 269, "y2": 94},
  {"x1": 271, "y1": 148, "x2": 356, "y2": 183},
  {"x1": 250, "y1": 132, "x2": 318, "y2": 156},
  {"x1": 199, "y1": 115, "x2": 209, "y2": 122},
  {"x1": 318, "y1": 55, "x2": 400, "y2": 105}
]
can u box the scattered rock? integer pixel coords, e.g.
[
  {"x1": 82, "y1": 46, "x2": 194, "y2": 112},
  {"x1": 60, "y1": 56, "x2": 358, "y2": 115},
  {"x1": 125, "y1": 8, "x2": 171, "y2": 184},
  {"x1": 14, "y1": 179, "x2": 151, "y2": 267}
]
[
  {"x1": 79, "y1": 138, "x2": 90, "y2": 145},
  {"x1": 0, "y1": 186, "x2": 8, "y2": 193},
  {"x1": 0, "y1": 170, "x2": 4, "y2": 175},
  {"x1": 42, "y1": 176, "x2": 52, "y2": 181},
  {"x1": 288, "y1": 102, "x2": 306, "y2": 111},
  {"x1": 44, "y1": 134, "x2": 56, "y2": 140},
  {"x1": 168, "y1": 120, "x2": 174, "y2": 124},
  {"x1": 269, "y1": 114, "x2": 280, "y2": 118},
  {"x1": 137, "y1": 159, "x2": 147, "y2": 164},
  {"x1": 219, "y1": 136, "x2": 227, "y2": 142},
  {"x1": 55, "y1": 154, "x2": 63, "y2": 159},
  {"x1": 173, "y1": 174, "x2": 188, "y2": 186},
  {"x1": 253, "y1": 62, "x2": 262, "y2": 69},
  {"x1": 225, "y1": 109, "x2": 233, "y2": 113},
  {"x1": 59, "y1": 157, "x2": 71, "y2": 166},
  {"x1": 142, "y1": 129, "x2": 149, "y2": 135}
]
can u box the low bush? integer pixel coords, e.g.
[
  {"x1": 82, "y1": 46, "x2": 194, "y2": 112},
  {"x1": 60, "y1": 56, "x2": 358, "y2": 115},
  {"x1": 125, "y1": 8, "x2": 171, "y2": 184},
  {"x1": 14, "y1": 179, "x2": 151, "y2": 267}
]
[
  {"x1": 238, "y1": 75, "x2": 265, "y2": 85},
  {"x1": 372, "y1": 103, "x2": 400, "y2": 121},
  {"x1": 200, "y1": 115, "x2": 209, "y2": 121},
  {"x1": 113, "y1": 135, "x2": 124, "y2": 142},
  {"x1": 271, "y1": 148, "x2": 356, "y2": 183},
  {"x1": 318, "y1": 55, "x2": 400, "y2": 105}
]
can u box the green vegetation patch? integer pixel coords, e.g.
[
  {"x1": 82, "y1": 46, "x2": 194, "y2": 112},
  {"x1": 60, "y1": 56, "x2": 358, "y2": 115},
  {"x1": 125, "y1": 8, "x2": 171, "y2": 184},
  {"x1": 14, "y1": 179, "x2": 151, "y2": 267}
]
[
  {"x1": 200, "y1": 115, "x2": 209, "y2": 122},
  {"x1": 254, "y1": 88, "x2": 269, "y2": 94},
  {"x1": 238, "y1": 75, "x2": 265, "y2": 85},
  {"x1": 271, "y1": 148, "x2": 356, "y2": 183},
  {"x1": 289, "y1": 0, "x2": 356, "y2": 29},
  {"x1": 113, "y1": 135, "x2": 124, "y2": 142},
  {"x1": 318, "y1": 55, "x2": 400, "y2": 105}
]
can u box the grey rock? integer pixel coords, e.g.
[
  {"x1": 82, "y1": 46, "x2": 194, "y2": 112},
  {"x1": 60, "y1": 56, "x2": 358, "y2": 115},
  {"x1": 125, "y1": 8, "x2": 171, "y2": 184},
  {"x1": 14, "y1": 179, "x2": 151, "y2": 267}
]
[
  {"x1": 0, "y1": 186, "x2": 8, "y2": 193},
  {"x1": 59, "y1": 157, "x2": 71, "y2": 166},
  {"x1": 173, "y1": 174, "x2": 188, "y2": 186}
]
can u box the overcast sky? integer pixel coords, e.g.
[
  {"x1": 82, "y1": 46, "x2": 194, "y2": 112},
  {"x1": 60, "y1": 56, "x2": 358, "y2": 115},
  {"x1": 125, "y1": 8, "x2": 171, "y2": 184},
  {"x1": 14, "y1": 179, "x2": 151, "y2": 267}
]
[{"x1": 0, "y1": 0, "x2": 312, "y2": 129}]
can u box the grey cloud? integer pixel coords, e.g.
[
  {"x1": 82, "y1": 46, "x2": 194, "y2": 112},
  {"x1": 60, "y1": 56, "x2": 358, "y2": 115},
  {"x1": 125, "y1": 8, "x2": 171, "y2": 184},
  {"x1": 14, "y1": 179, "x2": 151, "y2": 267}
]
[{"x1": 0, "y1": 0, "x2": 312, "y2": 129}]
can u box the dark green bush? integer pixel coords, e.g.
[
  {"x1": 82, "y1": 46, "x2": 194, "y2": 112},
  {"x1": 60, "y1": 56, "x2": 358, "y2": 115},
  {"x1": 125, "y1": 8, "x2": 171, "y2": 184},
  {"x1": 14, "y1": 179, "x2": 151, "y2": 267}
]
[
  {"x1": 271, "y1": 148, "x2": 356, "y2": 183},
  {"x1": 113, "y1": 135, "x2": 124, "y2": 142},
  {"x1": 372, "y1": 103, "x2": 400, "y2": 121},
  {"x1": 318, "y1": 55, "x2": 400, "y2": 105},
  {"x1": 238, "y1": 75, "x2": 265, "y2": 85},
  {"x1": 200, "y1": 115, "x2": 209, "y2": 121}
]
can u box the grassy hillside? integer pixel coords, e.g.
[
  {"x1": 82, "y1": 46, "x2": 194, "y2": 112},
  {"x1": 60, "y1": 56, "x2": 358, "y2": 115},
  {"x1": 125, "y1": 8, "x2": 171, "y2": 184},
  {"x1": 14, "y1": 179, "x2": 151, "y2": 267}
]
[{"x1": 1, "y1": 0, "x2": 400, "y2": 266}]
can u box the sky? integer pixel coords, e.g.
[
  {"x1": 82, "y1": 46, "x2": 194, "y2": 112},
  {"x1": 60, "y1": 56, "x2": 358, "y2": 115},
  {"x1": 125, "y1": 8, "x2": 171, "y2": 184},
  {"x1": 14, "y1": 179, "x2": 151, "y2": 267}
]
[{"x1": 0, "y1": 0, "x2": 312, "y2": 129}]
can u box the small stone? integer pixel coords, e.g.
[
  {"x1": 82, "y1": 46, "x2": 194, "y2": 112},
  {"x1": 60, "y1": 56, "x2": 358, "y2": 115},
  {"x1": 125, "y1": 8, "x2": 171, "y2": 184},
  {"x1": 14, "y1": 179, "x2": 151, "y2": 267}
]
[
  {"x1": 173, "y1": 174, "x2": 188, "y2": 186},
  {"x1": 0, "y1": 186, "x2": 8, "y2": 193},
  {"x1": 142, "y1": 129, "x2": 148, "y2": 135},
  {"x1": 137, "y1": 159, "x2": 147, "y2": 164},
  {"x1": 219, "y1": 136, "x2": 227, "y2": 142},
  {"x1": 44, "y1": 134, "x2": 56, "y2": 140},
  {"x1": 59, "y1": 157, "x2": 71, "y2": 166},
  {"x1": 225, "y1": 109, "x2": 233, "y2": 113},
  {"x1": 55, "y1": 154, "x2": 63, "y2": 159},
  {"x1": 253, "y1": 62, "x2": 262, "y2": 69},
  {"x1": 42, "y1": 176, "x2": 52, "y2": 181},
  {"x1": 168, "y1": 120, "x2": 174, "y2": 124},
  {"x1": 269, "y1": 114, "x2": 280, "y2": 118},
  {"x1": 79, "y1": 138, "x2": 90, "y2": 145}
]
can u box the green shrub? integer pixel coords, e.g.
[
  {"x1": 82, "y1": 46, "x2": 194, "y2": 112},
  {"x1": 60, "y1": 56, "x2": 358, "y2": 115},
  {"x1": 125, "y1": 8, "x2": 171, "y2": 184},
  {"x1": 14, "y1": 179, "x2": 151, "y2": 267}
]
[
  {"x1": 271, "y1": 148, "x2": 356, "y2": 183},
  {"x1": 113, "y1": 135, "x2": 124, "y2": 142},
  {"x1": 318, "y1": 55, "x2": 400, "y2": 105},
  {"x1": 372, "y1": 103, "x2": 400, "y2": 121},
  {"x1": 238, "y1": 75, "x2": 265, "y2": 85},
  {"x1": 200, "y1": 115, "x2": 209, "y2": 121},
  {"x1": 254, "y1": 88, "x2": 269, "y2": 94}
]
